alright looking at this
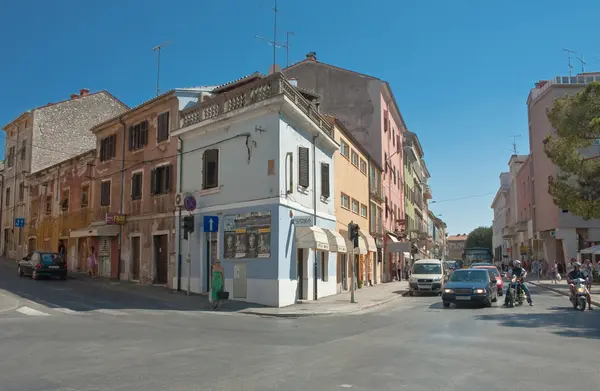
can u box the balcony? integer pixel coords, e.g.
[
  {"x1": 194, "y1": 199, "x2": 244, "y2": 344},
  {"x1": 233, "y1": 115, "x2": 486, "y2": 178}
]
[
  {"x1": 423, "y1": 184, "x2": 432, "y2": 200},
  {"x1": 515, "y1": 220, "x2": 528, "y2": 233},
  {"x1": 370, "y1": 218, "x2": 384, "y2": 238},
  {"x1": 181, "y1": 72, "x2": 333, "y2": 138},
  {"x1": 502, "y1": 226, "x2": 516, "y2": 238},
  {"x1": 369, "y1": 185, "x2": 384, "y2": 203}
]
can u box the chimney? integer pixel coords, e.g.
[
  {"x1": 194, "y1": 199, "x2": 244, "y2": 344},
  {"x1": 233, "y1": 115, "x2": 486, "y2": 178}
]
[
  {"x1": 70, "y1": 94, "x2": 79, "y2": 100},
  {"x1": 305, "y1": 52, "x2": 317, "y2": 61},
  {"x1": 79, "y1": 88, "x2": 90, "y2": 96}
]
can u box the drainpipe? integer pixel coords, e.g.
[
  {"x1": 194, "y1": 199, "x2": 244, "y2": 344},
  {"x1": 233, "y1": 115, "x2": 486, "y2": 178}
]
[
  {"x1": 177, "y1": 135, "x2": 184, "y2": 291},
  {"x1": 117, "y1": 116, "x2": 126, "y2": 280},
  {"x1": 312, "y1": 133, "x2": 319, "y2": 301}
]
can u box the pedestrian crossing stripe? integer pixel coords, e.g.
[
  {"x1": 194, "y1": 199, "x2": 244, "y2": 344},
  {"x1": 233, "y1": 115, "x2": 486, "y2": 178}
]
[{"x1": 16, "y1": 306, "x2": 50, "y2": 316}]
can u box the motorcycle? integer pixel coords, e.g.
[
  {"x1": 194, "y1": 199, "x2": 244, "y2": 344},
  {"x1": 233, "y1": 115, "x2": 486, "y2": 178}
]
[
  {"x1": 506, "y1": 277, "x2": 525, "y2": 308},
  {"x1": 569, "y1": 277, "x2": 588, "y2": 311}
]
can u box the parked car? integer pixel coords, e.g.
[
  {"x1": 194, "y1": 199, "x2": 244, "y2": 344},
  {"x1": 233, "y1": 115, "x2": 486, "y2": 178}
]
[
  {"x1": 18, "y1": 251, "x2": 67, "y2": 280},
  {"x1": 408, "y1": 259, "x2": 449, "y2": 296},
  {"x1": 441, "y1": 268, "x2": 498, "y2": 308},
  {"x1": 473, "y1": 265, "x2": 504, "y2": 296}
]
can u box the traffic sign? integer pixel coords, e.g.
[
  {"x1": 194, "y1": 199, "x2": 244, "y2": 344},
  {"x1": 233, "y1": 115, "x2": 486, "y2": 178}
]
[
  {"x1": 203, "y1": 216, "x2": 219, "y2": 233},
  {"x1": 183, "y1": 195, "x2": 196, "y2": 211},
  {"x1": 14, "y1": 218, "x2": 24, "y2": 228}
]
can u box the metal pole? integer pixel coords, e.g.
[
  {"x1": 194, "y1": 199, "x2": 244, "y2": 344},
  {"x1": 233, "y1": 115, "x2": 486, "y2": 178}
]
[
  {"x1": 186, "y1": 231, "x2": 191, "y2": 296},
  {"x1": 272, "y1": 0, "x2": 278, "y2": 70},
  {"x1": 156, "y1": 48, "x2": 161, "y2": 96},
  {"x1": 350, "y1": 247, "x2": 356, "y2": 303},
  {"x1": 209, "y1": 231, "x2": 212, "y2": 291}
]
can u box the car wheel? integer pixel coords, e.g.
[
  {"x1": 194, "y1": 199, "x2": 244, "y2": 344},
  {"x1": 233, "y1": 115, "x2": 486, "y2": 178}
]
[
  {"x1": 18, "y1": 266, "x2": 24, "y2": 277},
  {"x1": 443, "y1": 302, "x2": 451, "y2": 308}
]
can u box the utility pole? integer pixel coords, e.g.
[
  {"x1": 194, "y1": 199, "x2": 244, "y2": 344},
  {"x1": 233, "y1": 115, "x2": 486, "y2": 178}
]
[{"x1": 153, "y1": 41, "x2": 171, "y2": 96}]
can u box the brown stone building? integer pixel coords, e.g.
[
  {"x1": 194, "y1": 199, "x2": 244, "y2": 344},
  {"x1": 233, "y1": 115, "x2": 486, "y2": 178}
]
[
  {"x1": 69, "y1": 87, "x2": 212, "y2": 286},
  {"x1": 447, "y1": 234, "x2": 468, "y2": 259}
]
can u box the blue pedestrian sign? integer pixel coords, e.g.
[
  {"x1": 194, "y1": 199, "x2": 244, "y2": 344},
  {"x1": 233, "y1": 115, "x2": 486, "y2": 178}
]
[
  {"x1": 14, "y1": 218, "x2": 24, "y2": 228},
  {"x1": 203, "y1": 216, "x2": 219, "y2": 233}
]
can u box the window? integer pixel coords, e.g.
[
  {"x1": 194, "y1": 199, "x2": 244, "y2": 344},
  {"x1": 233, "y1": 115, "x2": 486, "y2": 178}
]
[
  {"x1": 131, "y1": 173, "x2": 143, "y2": 200},
  {"x1": 5, "y1": 188, "x2": 10, "y2": 206},
  {"x1": 384, "y1": 153, "x2": 388, "y2": 173},
  {"x1": 31, "y1": 199, "x2": 38, "y2": 217},
  {"x1": 100, "y1": 181, "x2": 111, "y2": 206},
  {"x1": 20, "y1": 140, "x2": 26, "y2": 160},
  {"x1": 202, "y1": 149, "x2": 219, "y2": 190},
  {"x1": 100, "y1": 135, "x2": 117, "y2": 162},
  {"x1": 45, "y1": 195, "x2": 52, "y2": 214},
  {"x1": 18, "y1": 182, "x2": 24, "y2": 202},
  {"x1": 320, "y1": 252, "x2": 328, "y2": 282},
  {"x1": 360, "y1": 203, "x2": 368, "y2": 217},
  {"x1": 151, "y1": 165, "x2": 172, "y2": 195},
  {"x1": 320, "y1": 163, "x2": 330, "y2": 199},
  {"x1": 61, "y1": 189, "x2": 69, "y2": 211},
  {"x1": 351, "y1": 150, "x2": 359, "y2": 167},
  {"x1": 298, "y1": 146, "x2": 309, "y2": 188},
  {"x1": 157, "y1": 112, "x2": 170, "y2": 142},
  {"x1": 384, "y1": 110, "x2": 388, "y2": 132},
  {"x1": 7, "y1": 146, "x2": 15, "y2": 167},
  {"x1": 351, "y1": 199, "x2": 359, "y2": 214},
  {"x1": 341, "y1": 193, "x2": 350, "y2": 209},
  {"x1": 359, "y1": 159, "x2": 367, "y2": 174},
  {"x1": 340, "y1": 140, "x2": 349, "y2": 158},
  {"x1": 81, "y1": 185, "x2": 89, "y2": 207},
  {"x1": 128, "y1": 121, "x2": 149, "y2": 151}
]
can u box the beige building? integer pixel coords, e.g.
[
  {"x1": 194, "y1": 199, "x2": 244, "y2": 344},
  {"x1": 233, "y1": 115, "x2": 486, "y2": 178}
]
[
  {"x1": 447, "y1": 234, "x2": 467, "y2": 260},
  {"x1": 1, "y1": 89, "x2": 127, "y2": 259},
  {"x1": 329, "y1": 117, "x2": 378, "y2": 291}
]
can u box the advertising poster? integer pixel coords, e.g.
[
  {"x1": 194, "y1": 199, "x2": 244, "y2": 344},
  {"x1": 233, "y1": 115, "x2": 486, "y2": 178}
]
[{"x1": 223, "y1": 212, "x2": 271, "y2": 259}]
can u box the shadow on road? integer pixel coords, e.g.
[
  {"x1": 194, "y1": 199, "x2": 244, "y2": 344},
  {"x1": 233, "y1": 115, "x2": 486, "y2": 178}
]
[
  {"x1": 0, "y1": 258, "x2": 266, "y2": 314},
  {"x1": 475, "y1": 306, "x2": 600, "y2": 339}
]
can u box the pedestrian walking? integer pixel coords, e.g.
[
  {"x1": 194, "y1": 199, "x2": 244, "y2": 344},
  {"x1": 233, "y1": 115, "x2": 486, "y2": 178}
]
[
  {"x1": 551, "y1": 260, "x2": 558, "y2": 284},
  {"x1": 87, "y1": 246, "x2": 98, "y2": 278}
]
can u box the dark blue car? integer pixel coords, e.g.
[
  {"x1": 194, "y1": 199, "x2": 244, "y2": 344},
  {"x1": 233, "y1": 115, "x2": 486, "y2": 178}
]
[{"x1": 441, "y1": 268, "x2": 498, "y2": 308}]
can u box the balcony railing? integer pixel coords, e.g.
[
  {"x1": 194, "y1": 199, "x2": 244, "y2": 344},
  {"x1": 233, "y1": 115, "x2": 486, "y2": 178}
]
[
  {"x1": 369, "y1": 185, "x2": 384, "y2": 202},
  {"x1": 423, "y1": 184, "x2": 432, "y2": 200},
  {"x1": 370, "y1": 218, "x2": 384, "y2": 237},
  {"x1": 181, "y1": 72, "x2": 333, "y2": 138},
  {"x1": 502, "y1": 226, "x2": 516, "y2": 238},
  {"x1": 515, "y1": 220, "x2": 528, "y2": 233}
]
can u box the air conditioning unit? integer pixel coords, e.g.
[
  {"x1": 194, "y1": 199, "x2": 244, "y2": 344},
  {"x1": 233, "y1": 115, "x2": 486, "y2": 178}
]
[{"x1": 175, "y1": 192, "x2": 187, "y2": 208}]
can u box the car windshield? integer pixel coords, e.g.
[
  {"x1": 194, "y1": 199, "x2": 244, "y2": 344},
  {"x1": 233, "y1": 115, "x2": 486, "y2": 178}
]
[
  {"x1": 40, "y1": 253, "x2": 60, "y2": 265},
  {"x1": 476, "y1": 267, "x2": 499, "y2": 277},
  {"x1": 450, "y1": 270, "x2": 488, "y2": 283},
  {"x1": 412, "y1": 263, "x2": 441, "y2": 274}
]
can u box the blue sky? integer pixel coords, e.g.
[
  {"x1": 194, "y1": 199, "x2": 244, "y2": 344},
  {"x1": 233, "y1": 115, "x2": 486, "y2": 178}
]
[{"x1": 1, "y1": 0, "x2": 599, "y2": 234}]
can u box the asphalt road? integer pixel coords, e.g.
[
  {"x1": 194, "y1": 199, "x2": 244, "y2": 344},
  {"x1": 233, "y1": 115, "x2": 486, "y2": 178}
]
[{"x1": 1, "y1": 260, "x2": 600, "y2": 391}]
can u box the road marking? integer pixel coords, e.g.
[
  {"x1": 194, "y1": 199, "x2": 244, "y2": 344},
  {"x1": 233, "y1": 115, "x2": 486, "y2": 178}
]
[
  {"x1": 94, "y1": 309, "x2": 129, "y2": 316},
  {"x1": 53, "y1": 308, "x2": 80, "y2": 315},
  {"x1": 16, "y1": 306, "x2": 50, "y2": 316}
]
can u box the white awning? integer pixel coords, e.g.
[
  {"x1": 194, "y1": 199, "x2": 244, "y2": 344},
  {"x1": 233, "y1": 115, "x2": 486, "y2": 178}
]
[
  {"x1": 403, "y1": 252, "x2": 410, "y2": 258},
  {"x1": 295, "y1": 226, "x2": 329, "y2": 251},
  {"x1": 323, "y1": 229, "x2": 347, "y2": 253},
  {"x1": 387, "y1": 234, "x2": 399, "y2": 243},
  {"x1": 345, "y1": 236, "x2": 368, "y2": 255},
  {"x1": 360, "y1": 232, "x2": 377, "y2": 252},
  {"x1": 70, "y1": 224, "x2": 120, "y2": 238},
  {"x1": 579, "y1": 244, "x2": 600, "y2": 255}
]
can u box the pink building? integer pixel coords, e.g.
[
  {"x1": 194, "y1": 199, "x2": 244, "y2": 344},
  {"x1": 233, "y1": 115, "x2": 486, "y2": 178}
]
[
  {"x1": 525, "y1": 74, "x2": 600, "y2": 262},
  {"x1": 285, "y1": 53, "x2": 409, "y2": 282}
]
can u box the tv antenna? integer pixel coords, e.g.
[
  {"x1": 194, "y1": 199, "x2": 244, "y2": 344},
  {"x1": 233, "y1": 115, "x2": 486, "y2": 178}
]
[
  {"x1": 153, "y1": 41, "x2": 171, "y2": 96},
  {"x1": 575, "y1": 53, "x2": 586, "y2": 73},
  {"x1": 564, "y1": 48, "x2": 577, "y2": 77},
  {"x1": 285, "y1": 31, "x2": 295, "y2": 67},
  {"x1": 510, "y1": 135, "x2": 521, "y2": 154},
  {"x1": 255, "y1": 0, "x2": 288, "y2": 71}
]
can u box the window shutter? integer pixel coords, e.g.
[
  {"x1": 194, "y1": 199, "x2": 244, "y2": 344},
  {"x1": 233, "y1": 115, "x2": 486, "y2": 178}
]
[
  {"x1": 131, "y1": 176, "x2": 137, "y2": 199},
  {"x1": 165, "y1": 165, "x2": 172, "y2": 193},
  {"x1": 298, "y1": 147, "x2": 309, "y2": 188},
  {"x1": 150, "y1": 169, "x2": 157, "y2": 195},
  {"x1": 128, "y1": 127, "x2": 134, "y2": 150},
  {"x1": 142, "y1": 121, "x2": 148, "y2": 145},
  {"x1": 320, "y1": 163, "x2": 330, "y2": 198}
]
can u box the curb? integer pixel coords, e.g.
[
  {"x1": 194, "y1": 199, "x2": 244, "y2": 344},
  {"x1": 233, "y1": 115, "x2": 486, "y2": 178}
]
[
  {"x1": 240, "y1": 289, "x2": 408, "y2": 318},
  {"x1": 529, "y1": 282, "x2": 600, "y2": 307}
]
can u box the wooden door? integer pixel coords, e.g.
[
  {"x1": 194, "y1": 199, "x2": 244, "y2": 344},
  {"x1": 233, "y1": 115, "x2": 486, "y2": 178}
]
[
  {"x1": 154, "y1": 234, "x2": 168, "y2": 284},
  {"x1": 131, "y1": 236, "x2": 140, "y2": 280}
]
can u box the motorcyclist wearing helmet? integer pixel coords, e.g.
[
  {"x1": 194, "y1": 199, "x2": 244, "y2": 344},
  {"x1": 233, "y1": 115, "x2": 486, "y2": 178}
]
[
  {"x1": 504, "y1": 260, "x2": 533, "y2": 306},
  {"x1": 567, "y1": 262, "x2": 593, "y2": 310}
]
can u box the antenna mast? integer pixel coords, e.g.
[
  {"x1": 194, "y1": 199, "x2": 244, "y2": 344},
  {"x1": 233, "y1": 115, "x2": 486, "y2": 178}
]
[
  {"x1": 575, "y1": 52, "x2": 586, "y2": 73},
  {"x1": 510, "y1": 135, "x2": 521, "y2": 154},
  {"x1": 255, "y1": 0, "x2": 287, "y2": 72},
  {"x1": 286, "y1": 31, "x2": 295, "y2": 67},
  {"x1": 153, "y1": 41, "x2": 171, "y2": 96},
  {"x1": 564, "y1": 48, "x2": 576, "y2": 77}
]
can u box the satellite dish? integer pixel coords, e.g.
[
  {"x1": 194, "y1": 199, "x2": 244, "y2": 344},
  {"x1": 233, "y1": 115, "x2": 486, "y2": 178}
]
[{"x1": 268, "y1": 64, "x2": 282, "y2": 75}]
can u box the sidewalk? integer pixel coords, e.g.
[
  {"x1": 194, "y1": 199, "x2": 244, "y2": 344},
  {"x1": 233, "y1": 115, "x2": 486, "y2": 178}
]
[
  {"x1": 239, "y1": 280, "x2": 409, "y2": 317},
  {"x1": 529, "y1": 279, "x2": 600, "y2": 307}
]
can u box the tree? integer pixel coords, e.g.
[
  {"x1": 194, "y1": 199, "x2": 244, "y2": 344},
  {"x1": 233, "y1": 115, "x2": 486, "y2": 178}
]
[
  {"x1": 544, "y1": 82, "x2": 600, "y2": 219},
  {"x1": 465, "y1": 226, "x2": 492, "y2": 249}
]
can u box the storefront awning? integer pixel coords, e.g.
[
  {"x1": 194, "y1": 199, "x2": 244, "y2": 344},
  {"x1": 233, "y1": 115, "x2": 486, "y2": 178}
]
[
  {"x1": 386, "y1": 241, "x2": 411, "y2": 254},
  {"x1": 70, "y1": 224, "x2": 120, "y2": 238},
  {"x1": 323, "y1": 229, "x2": 347, "y2": 253},
  {"x1": 295, "y1": 226, "x2": 329, "y2": 251},
  {"x1": 387, "y1": 234, "x2": 399, "y2": 243},
  {"x1": 360, "y1": 232, "x2": 377, "y2": 252}
]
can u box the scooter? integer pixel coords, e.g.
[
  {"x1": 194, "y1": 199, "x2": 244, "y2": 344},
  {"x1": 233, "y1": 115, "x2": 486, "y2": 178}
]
[
  {"x1": 506, "y1": 277, "x2": 525, "y2": 308},
  {"x1": 569, "y1": 278, "x2": 588, "y2": 311}
]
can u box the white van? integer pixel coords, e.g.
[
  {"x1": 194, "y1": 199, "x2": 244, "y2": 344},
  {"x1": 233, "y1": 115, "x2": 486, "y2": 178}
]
[{"x1": 408, "y1": 259, "x2": 448, "y2": 295}]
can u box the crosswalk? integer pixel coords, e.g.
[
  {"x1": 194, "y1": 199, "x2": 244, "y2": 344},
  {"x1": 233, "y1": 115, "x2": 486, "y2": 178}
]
[{"x1": 9, "y1": 305, "x2": 133, "y2": 318}]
